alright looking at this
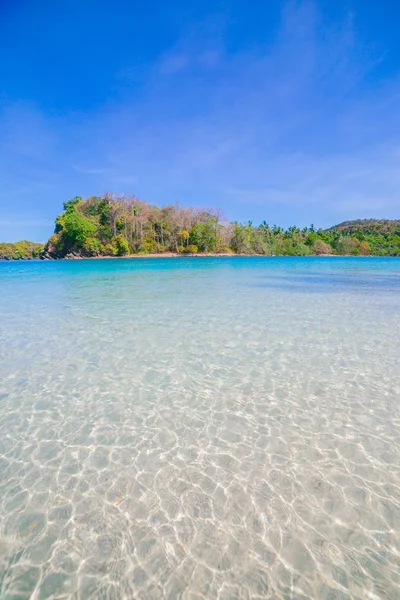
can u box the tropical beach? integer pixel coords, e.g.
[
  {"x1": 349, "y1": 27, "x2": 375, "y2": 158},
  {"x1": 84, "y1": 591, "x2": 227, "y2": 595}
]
[{"x1": 2, "y1": 0, "x2": 400, "y2": 598}]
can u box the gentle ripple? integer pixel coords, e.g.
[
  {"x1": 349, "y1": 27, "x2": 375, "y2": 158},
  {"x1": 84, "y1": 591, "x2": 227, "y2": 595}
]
[{"x1": 0, "y1": 257, "x2": 400, "y2": 599}]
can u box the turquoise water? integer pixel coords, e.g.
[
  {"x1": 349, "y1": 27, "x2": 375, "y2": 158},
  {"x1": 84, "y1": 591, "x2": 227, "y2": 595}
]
[{"x1": 0, "y1": 257, "x2": 400, "y2": 599}]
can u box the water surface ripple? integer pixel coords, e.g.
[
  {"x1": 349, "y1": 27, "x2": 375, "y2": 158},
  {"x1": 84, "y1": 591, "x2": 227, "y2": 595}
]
[{"x1": 0, "y1": 257, "x2": 400, "y2": 599}]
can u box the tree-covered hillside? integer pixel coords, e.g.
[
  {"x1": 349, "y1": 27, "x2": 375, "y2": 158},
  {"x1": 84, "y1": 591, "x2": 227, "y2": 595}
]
[
  {"x1": 2, "y1": 195, "x2": 400, "y2": 258},
  {"x1": 38, "y1": 195, "x2": 400, "y2": 258},
  {"x1": 326, "y1": 219, "x2": 400, "y2": 255},
  {"x1": 328, "y1": 219, "x2": 400, "y2": 235},
  {"x1": 0, "y1": 241, "x2": 44, "y2": 260}
]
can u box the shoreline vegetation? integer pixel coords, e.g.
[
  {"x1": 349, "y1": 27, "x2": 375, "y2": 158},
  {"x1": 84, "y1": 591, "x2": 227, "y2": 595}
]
[{"x1": 1, "y1": 194, "x2": 400, "y2": 260}]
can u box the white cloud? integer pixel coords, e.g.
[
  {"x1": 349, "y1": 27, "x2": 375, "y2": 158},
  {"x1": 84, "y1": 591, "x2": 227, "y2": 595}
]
[
  {"x1": 72, "y1": 166, "x2": 111, "y2": 175},
  {"x1": 157, "y1": 53, "x2": 190, "y2": 75}
]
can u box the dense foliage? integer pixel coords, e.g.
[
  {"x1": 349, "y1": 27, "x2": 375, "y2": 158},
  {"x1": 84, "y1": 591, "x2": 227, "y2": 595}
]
[
  {"x1": 43, "y1": 195, "x2": 231, "y2": 257},
  {"x1": 41, "y1": 194, "x2": 400, "y2": 257},
  {"x1": 0, "y1": 241, "x2": 44, "y2": 260},
  {"x1": 3, "y1": 195, "x2": 400, "y2": 259}
]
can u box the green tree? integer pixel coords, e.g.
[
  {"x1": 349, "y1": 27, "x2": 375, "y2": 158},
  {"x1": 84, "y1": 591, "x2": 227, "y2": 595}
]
[
  {"x1": 190, "y1": 221, "x2": 217, "y2": 252},
  {"x1": 63, "y1": 196, "x2": 82, "y2": 213},
  {"x1": 114, "y1": 235, "x2": 130, "y2": 255},
  {"x1": 57, "y1": 211, "x2": 97, "y2": 250}
]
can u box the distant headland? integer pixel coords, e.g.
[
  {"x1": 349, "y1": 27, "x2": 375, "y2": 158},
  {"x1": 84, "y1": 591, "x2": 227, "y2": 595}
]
[{"x1": 1, "y1": 194, "x2": 400, "y2": 259}]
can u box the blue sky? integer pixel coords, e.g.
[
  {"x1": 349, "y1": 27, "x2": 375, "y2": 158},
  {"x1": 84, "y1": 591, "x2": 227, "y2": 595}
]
[{"x1": 1, "y1": 0, "x2": 400, "y2": 241}]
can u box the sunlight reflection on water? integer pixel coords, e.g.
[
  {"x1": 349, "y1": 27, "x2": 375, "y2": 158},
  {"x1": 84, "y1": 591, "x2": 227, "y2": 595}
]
[{"x1": 0, "y1": 257, "x2": 400, "y2": 599}]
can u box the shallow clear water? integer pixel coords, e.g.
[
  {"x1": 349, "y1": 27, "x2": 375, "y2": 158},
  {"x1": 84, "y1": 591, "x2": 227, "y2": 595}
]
[{"x1": 1, "y1": 257, "x2": 400, "y2": 600}]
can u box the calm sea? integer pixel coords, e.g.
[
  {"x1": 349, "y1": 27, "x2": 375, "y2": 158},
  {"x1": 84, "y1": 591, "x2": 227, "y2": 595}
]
[{"x1": 1, "y1": 257, "x2": 400, "y2": 599}]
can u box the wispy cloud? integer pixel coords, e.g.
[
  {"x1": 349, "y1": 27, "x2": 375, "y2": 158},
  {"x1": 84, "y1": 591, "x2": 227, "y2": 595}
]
[
  {"x1": 156, "y1": 49, "x2": 222, "y2": 76},
  {"x1": 0, "y1": 219, "x2": 53, "y2": 227},
  {"x1": 72, "y1": 166, "x2": 112, "y2": 175},
  {"x1": 72, "y1": 165, "x2": 137, "y2": 186},
  {"x1": 157, "y1": 53, "x2": 190, "y2": 75}
]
